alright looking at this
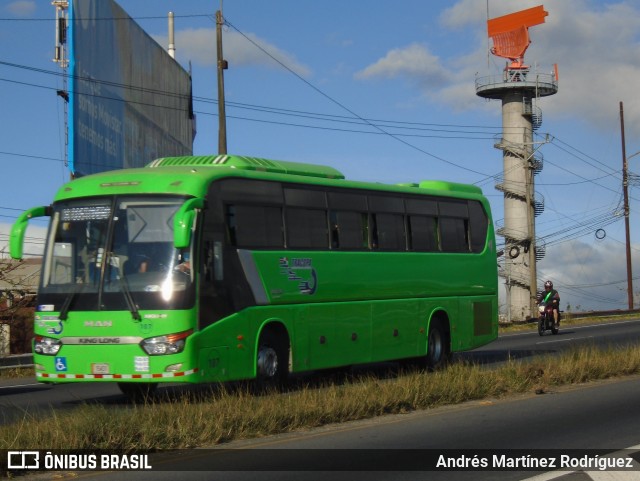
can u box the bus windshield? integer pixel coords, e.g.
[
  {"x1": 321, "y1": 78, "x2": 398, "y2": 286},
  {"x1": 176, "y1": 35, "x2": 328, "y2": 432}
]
[{"x1": 38, "y1": 195, "x2": 195, "y2": 313}]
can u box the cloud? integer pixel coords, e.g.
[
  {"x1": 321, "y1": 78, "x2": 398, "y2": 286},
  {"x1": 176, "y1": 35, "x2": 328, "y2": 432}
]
[
  {"x1": 536, "y1": 238, "x2": 640, "y2": 311},
  {"x1": 439, "y1": 0, "x2": 487, "y2": 29},
  {"x1": 155, "y1": 28, "x2": 311, "y2": 77},
  {"x1": 355, "y1": 43, "x2": 451, "y2": 88},
  {"x1": 0, "y1": 222, "x2": 46, "y2": 259},
  {"x1": 4, "y1": 1, "x2": 35, "y2": 17},
  {"x1": 356, "y1": 0, "x2": 640, "y2": 138}
]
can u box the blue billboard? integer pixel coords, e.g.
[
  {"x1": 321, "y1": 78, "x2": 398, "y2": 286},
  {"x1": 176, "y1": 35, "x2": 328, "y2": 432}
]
[{"x1": 69, "y1": 0, "x2": 194, "y2": 177}]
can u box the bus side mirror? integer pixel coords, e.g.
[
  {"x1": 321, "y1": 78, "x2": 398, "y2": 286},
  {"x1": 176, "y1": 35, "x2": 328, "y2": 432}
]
[
  {"x1": 10, "y1": 206, "x2": 51, "y2": 260},
  {"x1": 174, "y1": 198, "x2": 204, "y2": 249}
]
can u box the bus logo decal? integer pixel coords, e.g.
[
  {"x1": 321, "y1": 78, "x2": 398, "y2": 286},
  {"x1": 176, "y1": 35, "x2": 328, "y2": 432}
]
[
  {"x1": 52, "y1": 321, "x2": 64, "y2": 335},
  {"x1": 38, "y1": 319, "x2": 64, "y2": 336},
  {"x1": 84, "y1": 320, "x2": 113, "y2": 328},
  {"x1": 279, "y1": 257, "x2": 317, "y2": 295}
]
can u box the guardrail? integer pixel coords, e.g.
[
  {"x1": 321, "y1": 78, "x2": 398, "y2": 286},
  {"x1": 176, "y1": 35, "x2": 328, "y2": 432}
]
[{"x1": 0, "y1": 353, "x2": 34, "y2": 370}]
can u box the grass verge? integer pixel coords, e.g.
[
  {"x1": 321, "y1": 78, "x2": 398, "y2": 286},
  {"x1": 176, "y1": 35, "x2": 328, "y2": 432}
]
[
  {"x1": 0, "y1": 367, "x2": 35, "y2": 379},
  {"x1": 1, "y1": 342, "x2": 639, "y2": 450}
]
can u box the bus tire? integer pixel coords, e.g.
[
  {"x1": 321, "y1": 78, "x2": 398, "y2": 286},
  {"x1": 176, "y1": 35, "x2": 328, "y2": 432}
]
[
  {"x1": 256, "y1": 329, "x2": 290, "y2": 390},
  {"x1": 426, "y1": 319, "x2": 450, "y2": 371},
  {"x1": 118, "y1": 382, "x2": 158, "y2": 402}
]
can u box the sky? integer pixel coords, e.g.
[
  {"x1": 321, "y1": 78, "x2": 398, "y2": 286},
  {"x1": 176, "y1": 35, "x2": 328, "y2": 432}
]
[{"x1": 1, "y1": 0, "x2": 640, "y2": 313}]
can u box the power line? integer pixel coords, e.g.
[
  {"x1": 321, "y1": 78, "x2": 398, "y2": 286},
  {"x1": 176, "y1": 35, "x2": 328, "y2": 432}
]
[
  {"x1": 548, "y1": 135, "x2": 620, "y2": 176},
  {"x1": 1, "y1": 59, "x2": 631, "y2": 194},
  {"x1": 0, "y1": 150, "x2": 64, "y2": 164},
  {"x1": 0, "y1": 61, "x2": 507, "y2": 140},
  {"x1": 223, "y1": 17, "x2": 493, "y2": 178}
]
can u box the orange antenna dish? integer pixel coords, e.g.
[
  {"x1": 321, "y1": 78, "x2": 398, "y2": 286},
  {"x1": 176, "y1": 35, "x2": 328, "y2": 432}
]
[{"x1": 487, "y1": 5, "x2": 548, "y2": 69}]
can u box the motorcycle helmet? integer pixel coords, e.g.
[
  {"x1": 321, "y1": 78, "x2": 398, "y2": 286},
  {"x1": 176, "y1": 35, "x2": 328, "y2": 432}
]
[{"x1": 544, "y1": 280, "x2": 553, "y2": 289}]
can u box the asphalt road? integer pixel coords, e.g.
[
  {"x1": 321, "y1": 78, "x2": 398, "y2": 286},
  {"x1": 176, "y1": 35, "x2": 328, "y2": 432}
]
[{"x1": 461, "y1": 317, "x2": 640, "y2": 363}]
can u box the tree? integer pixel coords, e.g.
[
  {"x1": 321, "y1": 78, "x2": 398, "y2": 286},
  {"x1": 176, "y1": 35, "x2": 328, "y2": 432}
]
[{"x1": 0, "y1": 254, "x2": 38, "y2": 355}]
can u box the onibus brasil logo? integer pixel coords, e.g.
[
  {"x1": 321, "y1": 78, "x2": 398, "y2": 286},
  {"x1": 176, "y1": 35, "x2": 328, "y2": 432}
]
[{"x1": 7, "y1": 450, "x2": 152, "y2": 470}]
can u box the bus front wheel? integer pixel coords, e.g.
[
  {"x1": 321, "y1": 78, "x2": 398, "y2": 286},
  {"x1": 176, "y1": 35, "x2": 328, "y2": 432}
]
[{"x1": 256, "y1": 330, "x2": 289, "y2": 389}]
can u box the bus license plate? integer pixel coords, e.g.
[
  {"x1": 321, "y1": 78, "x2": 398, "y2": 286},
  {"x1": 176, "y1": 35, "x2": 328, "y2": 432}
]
[{"x1": 91, "y1": 363, "x2": 110, "y2": 375}]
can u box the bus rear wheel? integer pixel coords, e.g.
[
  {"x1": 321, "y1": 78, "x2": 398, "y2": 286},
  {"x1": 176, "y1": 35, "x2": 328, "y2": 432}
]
[
  {"x1": 118, "y1": 382, "x2": 158, "y2": 402},
  {"x1": 426, "y1": 319, "x2": 450, "y2": 370},
  {"x1": 256, "y1": 330, "x2": 289, "y2": 390}
]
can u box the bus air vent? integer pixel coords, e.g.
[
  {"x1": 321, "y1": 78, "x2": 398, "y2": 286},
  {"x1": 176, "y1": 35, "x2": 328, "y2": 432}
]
[{"x1": 147, "y1": 155, "x2": 345, "y2": 180}]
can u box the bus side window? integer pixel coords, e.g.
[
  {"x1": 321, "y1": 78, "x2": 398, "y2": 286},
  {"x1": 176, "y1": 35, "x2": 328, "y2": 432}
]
[
  {"x1": 286, "y1": 207, "x2": 329, "y2": 249},
  {"x1": 439, "y1": 200, "x2": 470, "y2": 253},
  {"x1": 372, "y1": 213, "x2": 405, "y2": 250},
  {"x1": 468, "y1": 201, "x2": 489, "y2": 253},
  {"x1": 408, "y1": 215, "x2": 439, "y2": 251},
  {"x1": 203, "y1": 240, "x2": 223, "y2": 281},
  {"x1": 226, "y1": 205, "x2": 237, "y2": 245},
  {"x1": 440, "y1": 217, "x2": 469, "y2": 253},
  {"x1": 329, "y1": 210, "x2": 366, "y2": 250},
  {"x1": 226, "y1": 204, "x2": 283, "y2": 248}
]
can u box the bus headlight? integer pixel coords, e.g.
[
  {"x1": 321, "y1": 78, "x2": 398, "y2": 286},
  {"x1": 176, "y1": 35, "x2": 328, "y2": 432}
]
[
  {"x1": 34, "y1": 336, "x2": 62, "y2": 355},
  {"x1": 140, "y1": 330, "x2": 192, "y2": 356}
]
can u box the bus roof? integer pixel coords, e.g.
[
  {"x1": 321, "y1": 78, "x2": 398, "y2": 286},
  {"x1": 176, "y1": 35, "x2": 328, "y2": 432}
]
[{"x1": 51, "y1": 154, "x2": 484, "y2": 202}]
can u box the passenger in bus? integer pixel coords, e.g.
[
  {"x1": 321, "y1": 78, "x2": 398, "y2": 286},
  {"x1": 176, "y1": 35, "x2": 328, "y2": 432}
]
[
  {"x1": 331, "y1": 224, "x2": 340, "y2": 248},
  {"x1": 138, "y1": 259, "x2": 149, "y2": 273},
  {"x1": 132, "y1": 244, "x2": 166, "y2": 273}
]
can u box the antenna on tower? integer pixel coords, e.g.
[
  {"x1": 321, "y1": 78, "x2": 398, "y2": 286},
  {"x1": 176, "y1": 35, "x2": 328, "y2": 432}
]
[{"x1": 487, "y1": 5, "x2": 548, "y2": 70}]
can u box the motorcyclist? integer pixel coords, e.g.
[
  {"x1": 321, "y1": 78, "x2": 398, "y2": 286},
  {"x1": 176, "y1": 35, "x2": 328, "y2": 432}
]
[{"x1": 540, "y1": 280, "x2": 560, "y2": 328}]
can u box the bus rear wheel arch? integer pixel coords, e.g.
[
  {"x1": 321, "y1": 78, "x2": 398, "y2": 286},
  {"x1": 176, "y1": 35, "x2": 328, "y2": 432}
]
[{"x1": 256, "y1": 323, "x2": 290, "y2": 389}]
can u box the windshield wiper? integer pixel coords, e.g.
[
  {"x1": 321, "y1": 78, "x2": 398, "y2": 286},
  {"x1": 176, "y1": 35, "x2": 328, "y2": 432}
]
[
  {"x1": 119, "y1": 277, "x2": 141, "y2": 321},
  {"x1": 59, "y1": 285, "x2": 83, "y2": 320}
]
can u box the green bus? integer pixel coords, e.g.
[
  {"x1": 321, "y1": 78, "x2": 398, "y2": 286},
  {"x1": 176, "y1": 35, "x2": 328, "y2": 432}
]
[{"x1": 11, "y1": 154, "x2": 498, "y2": 397}]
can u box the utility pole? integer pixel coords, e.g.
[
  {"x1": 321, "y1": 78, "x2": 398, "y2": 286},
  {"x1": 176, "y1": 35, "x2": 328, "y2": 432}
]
[
  {"x1": 620, "y1": 101, "x2": 634, "y2": 309},
  {"x1": 167, "y1": 12, "x2": 176, "y2": 59},
  {"x1": 526, "y1": 138, "x2": 538, "y2": 318},
  {"x1": 216, "y1": 9, "x2": 228, "y2": 154},
  {"x1": 52, "y1": 0, "x2": 71, "y2": 178}
]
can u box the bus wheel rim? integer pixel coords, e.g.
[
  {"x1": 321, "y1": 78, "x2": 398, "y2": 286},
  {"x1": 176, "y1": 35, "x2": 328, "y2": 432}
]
[{"x1": 258, "y1": 346, "x2": 278, "y2": 378}]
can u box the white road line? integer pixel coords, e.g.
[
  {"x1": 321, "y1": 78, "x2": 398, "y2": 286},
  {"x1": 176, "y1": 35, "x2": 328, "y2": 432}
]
[
  {"x1": 0, "y1": 382, "x2": 43, "y2": 389},
  {"x1": 536, "y1": 336, "x2": 594, "y2": 345}
]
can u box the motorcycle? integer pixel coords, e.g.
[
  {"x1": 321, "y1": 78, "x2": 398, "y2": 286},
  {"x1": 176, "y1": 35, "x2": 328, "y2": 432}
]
[{"x1": 538, "y1": 303, "x2": 560, "y2": 336}]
